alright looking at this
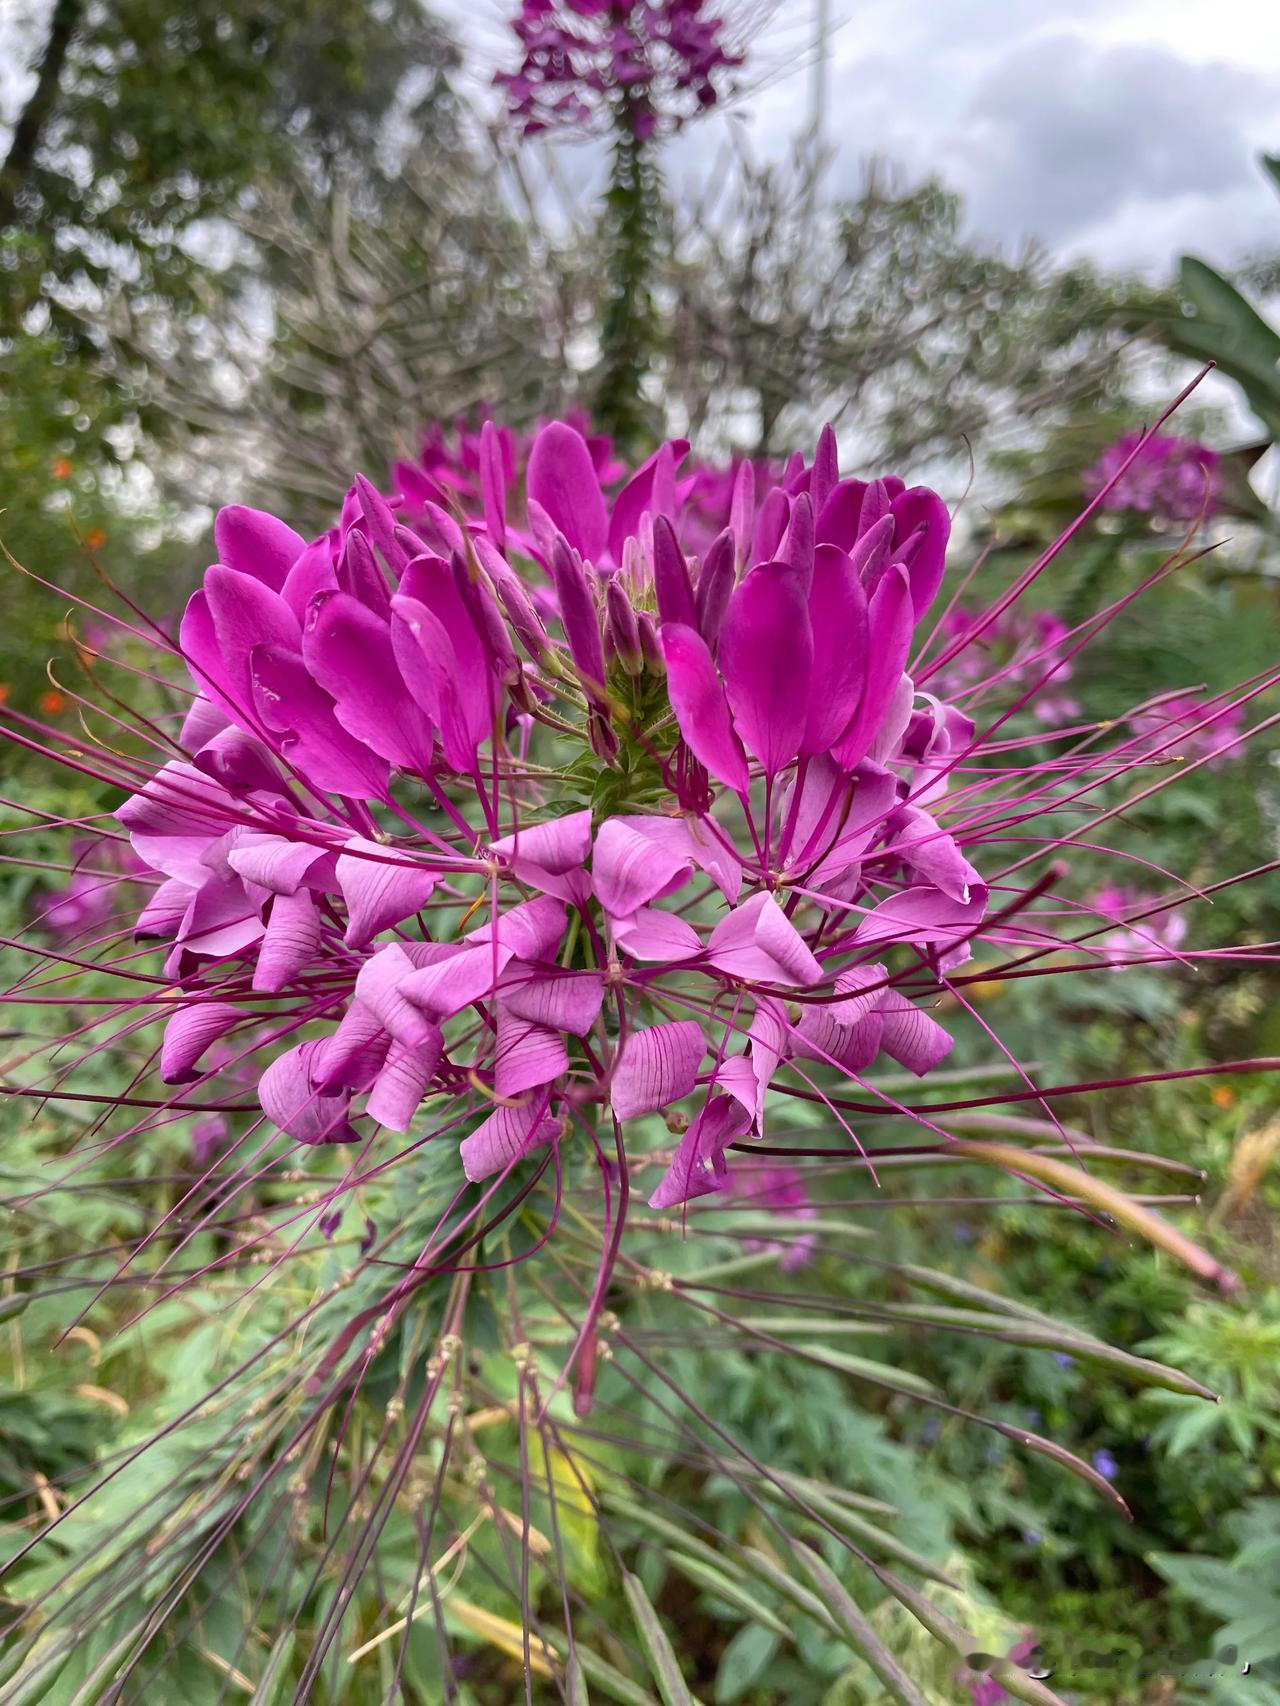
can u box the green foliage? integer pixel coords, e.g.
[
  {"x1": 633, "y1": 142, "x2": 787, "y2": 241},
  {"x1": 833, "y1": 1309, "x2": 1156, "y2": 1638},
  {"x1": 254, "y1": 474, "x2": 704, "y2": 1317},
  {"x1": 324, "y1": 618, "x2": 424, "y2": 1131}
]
[{"x1": 1135, "y1": 153, "x2": 1280, "y2": 442}]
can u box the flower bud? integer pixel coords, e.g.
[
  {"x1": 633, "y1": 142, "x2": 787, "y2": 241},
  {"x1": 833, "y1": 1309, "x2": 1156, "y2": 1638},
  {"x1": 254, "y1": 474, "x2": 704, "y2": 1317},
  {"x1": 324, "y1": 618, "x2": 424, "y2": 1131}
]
[
  {"x1": 605, "y1": 577, "x2": 644, "y2": 676},
  {"x1": 694, "y1": 528, "x2": 734, "y2": 652}
]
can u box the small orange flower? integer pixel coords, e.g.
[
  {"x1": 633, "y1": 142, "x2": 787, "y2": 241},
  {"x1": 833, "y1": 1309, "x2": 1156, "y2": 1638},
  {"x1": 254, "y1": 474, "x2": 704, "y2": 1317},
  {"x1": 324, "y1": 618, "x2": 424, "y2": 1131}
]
[
  {"x1": 0, "y1": 683, "x2": 9, "y2": 703},
  {"x1": 84, "y1": 528, "x2": 108, "y2": 551},
  {"x1": 39, "y1": 690, "x2": 67, "y2": 716},
  {"x1": 51, "y1": 457, "x2": 72, "y2": 480},
  {"x1": 1211, "y1": 1086, "x2": 1237, "y2": 1110}
]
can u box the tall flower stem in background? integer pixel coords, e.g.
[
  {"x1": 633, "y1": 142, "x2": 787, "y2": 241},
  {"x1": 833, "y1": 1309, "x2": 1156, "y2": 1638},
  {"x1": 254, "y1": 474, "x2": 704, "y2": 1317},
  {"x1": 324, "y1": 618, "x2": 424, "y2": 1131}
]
[
  {"x1": 597, "y1": 94, "x2": 664, "y2": 449},
  {"x1": 496, "y1": 0, "x2": 745, "y2": 451}
]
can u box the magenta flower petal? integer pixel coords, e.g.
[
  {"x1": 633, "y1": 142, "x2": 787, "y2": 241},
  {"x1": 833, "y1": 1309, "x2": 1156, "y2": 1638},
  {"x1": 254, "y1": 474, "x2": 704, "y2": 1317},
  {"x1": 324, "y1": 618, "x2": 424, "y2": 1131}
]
[
  {"x1": 181, "y1": 694, "x2": 229, "y2": 750},
  {"x1": 829, "y1": 963, "x2": 885, "y2": 1025},
  {"x1": 366, "y1": 1030, "x2": 444, "y2": 1132},
  {"x1": 608, "y1": 438, "x2": 690, "y2": 562},
  {"x1": 280, "y1": 536, "x2": 341, "y2": 625},
  {"x1": 730, "y1": 459, "x2": 755, "y2": 562},
  {"x1": 136, "y1": 877, "x2": 191, "y2": 940},
  {"x1": 460, "y1": 1094, "x2": 557, "y2": 1183},
  {"x1": 752, "y1": 487, "x2": 789, "y2": 564},
  {"x1": 794, "y1": 1004, "x2": 883, "y2": 1074},
  {"x1": 611, "y1": 1020, "x2": 706, "y2": 1121},
  {"x1": 527, "y1": 421, "x2": 609, "y2": 562},
  {"x1": 707, "y1": 892, "x2": 822, "y2": 987},
  {"x1": 250, "y1": 644, "x2": 391, "y2": 799},
  {"x1": 160, "y1": 1001, "x2": 242, "y2": 1083},
  {"x1": 802, "y1": 543, "x2": 869, "y2": 756},
  {"x1": 336, "y1": 837, "x2": 438, "y2": 949},
  {"x1": 612, "y1": 905, "x2": 703, "y2": 962},
  {"x1": 719, "y1": 560, "x2": 812, "y2": 777},
  {"x1": 479, "y1": 419, "x2": 508, "y2": 549},
  {"x1": 260, "y1": 1041, "x2": 357, "y2": 1145},
  {"x1": 495, "y1": 1008, "x2": 569, "y2": 1096},
  {"x1": 467, "y1": 894, "x2": 567, "y2": 961},
  {"x1": 214, "y1": 505, "x2": 306, "y2": 592},
  {"x1": 814, "y1": 478, "x2": 868, "y2": 551},
  {"x1": 353, "y1": 472, "x2": 409, "y2": 580},
  {"x1": 190, "y1": 727, "x2": 282, "y2": 797},
  {"x1": 302, "y1": 591, "x2": 435, "y2": 772},
  {"x1": 831, "y1": 564, "x2": 914, "y2": 772},
  {"x1": 811, "y1": 423, "x2": 838, "y2": 518},
  {"x1": 694, "y1": 528, "x2": 734, "y2": 650},
  {"x1": 652, "y1": 515, "x2": 698, "y2": 631},
  {"x1": 389, "y1": 595, "x2": 481, "y2": 773},
  {"x1": 660, "y1": 622, "x2": 749, "y2": 795},
  {"x1": 781, "y1": 491, "x2": 814, "y2": 586},
  {"x1": 491, "y1": 810, "x2": 593, "y2": 899},
  {"x1": 891, "y1": 486, "x2": 951, "y2": 617},
  {"x1": 254, "y1": 888, "x2": 320, "y2": 993},
  {"x1": 550, "y1": 536, "x2": 606, "y2": 691},
  {"x1": 335, "y1": 530, "x2": 390, "y2": 620},
  {"x1": 648, "y1": 1094, "x2": 751, "y2": 1209},
  {"x1": 202, "y1": 565, "x2": 303, "y2": 716}
]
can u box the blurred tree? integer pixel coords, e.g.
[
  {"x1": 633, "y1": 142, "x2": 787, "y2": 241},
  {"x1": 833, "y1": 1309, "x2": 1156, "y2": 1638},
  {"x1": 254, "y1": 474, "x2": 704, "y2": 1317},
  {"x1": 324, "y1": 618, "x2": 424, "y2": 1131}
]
[
  {"x1": 666, "y1": 148, "x2": 1166, "y2": 468},
  {"x1": 0, "y1": 0, "x2": 566, "y2": 702}
]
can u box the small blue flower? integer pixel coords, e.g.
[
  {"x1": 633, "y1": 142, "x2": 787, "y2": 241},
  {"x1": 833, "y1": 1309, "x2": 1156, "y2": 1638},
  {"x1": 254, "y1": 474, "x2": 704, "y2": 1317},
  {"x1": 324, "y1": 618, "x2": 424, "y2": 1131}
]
[{"x1": 1092, "y1": 1448, "x2": 1119, "y2": 1480}]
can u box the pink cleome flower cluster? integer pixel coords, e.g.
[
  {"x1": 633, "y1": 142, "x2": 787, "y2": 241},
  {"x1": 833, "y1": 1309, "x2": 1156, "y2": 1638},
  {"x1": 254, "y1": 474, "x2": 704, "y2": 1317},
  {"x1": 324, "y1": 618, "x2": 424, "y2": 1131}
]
[
  {"x1": 1083, "y1": 430, "x2": 1220, "y2": 524},
  {"x1": 20, "y1": 414, "x2": 1257, "y2": 1267},
  {"x1": 494, "y1": 0, "x2": 743, "y2": 139},
  {"x1": 935, "y1": 604, "x2": 1081, "y2": 728}
]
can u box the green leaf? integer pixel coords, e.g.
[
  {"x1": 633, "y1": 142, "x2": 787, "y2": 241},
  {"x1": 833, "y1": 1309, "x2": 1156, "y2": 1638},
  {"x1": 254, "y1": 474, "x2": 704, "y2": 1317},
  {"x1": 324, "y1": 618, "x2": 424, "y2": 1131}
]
[
  {"x1": 714, "y1": 1625, "x2": 780, "y2": 1704},
  {"x1": 867, "y1": 1563, "x2": 1069, "y2": 1706},
  {"x1": 788, "y1": 1542, "x2": 931, "y2": 1706},
  {"x1": 622, "y1": 1572, "x2": 699, "y2": 1706},
  {"x1": 668, "y1": 1551, "x2": 791, "y2": 1638}
]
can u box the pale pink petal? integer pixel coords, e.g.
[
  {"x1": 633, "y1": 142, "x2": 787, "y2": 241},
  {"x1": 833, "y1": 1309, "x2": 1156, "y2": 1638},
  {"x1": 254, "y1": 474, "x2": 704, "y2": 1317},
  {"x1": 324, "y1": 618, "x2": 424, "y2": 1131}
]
[
  {"x1": 494, "y1": 1009, "x2": 569, "y2": 1097},
  {"x1": 501, "y1": 969, "x2": 605, "y2": 1034},
  {"x1": 648, "y1": 1096, "x2": 752, "y2": 1209},
  {"x1": 260, "y1": 1041, "x2": 357, "y2": 1145},
  {"x1": 611, "y1": 1021, "x2": 706, "y2": 1121},
  {"x1": 612, "y1": 906, "x2": 702, "y2": 962},
  {"x1": 253, "y1": 888, "x2": 320, "y2": 993},
  {"x1": 160, "y1": 1001, "x2": 242, "y2": 1083},
  {"x1": 460, "y1": 1095, "x2": 558, "y2": 1183},
  {"x1": 366, "y1": 1029, "x2": 444, "y2": 1132},
  {"x1": 707, "y1": 892, "x2": 822, "y2": 987},
  {"x1": 336, "y1": 836, "x2": 438, "y2": 948}
]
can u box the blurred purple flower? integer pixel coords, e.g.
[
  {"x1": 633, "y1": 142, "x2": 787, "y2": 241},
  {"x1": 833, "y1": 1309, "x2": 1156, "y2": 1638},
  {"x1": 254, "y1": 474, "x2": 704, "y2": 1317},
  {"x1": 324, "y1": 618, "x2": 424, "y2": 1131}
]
[{"x1": 1084, "y1": 431, "x2": 1219, "y2": 523}]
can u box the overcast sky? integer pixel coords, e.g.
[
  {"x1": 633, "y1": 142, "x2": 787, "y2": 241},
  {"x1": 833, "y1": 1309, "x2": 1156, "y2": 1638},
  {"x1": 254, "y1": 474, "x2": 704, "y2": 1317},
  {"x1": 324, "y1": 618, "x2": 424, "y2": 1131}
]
[
  {"x1": 4, "y1": 0, "x2": 1278, "y2": 276},
  {"x1": 456, "y1": 0, "x2": 1280, "y2": 275}
]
